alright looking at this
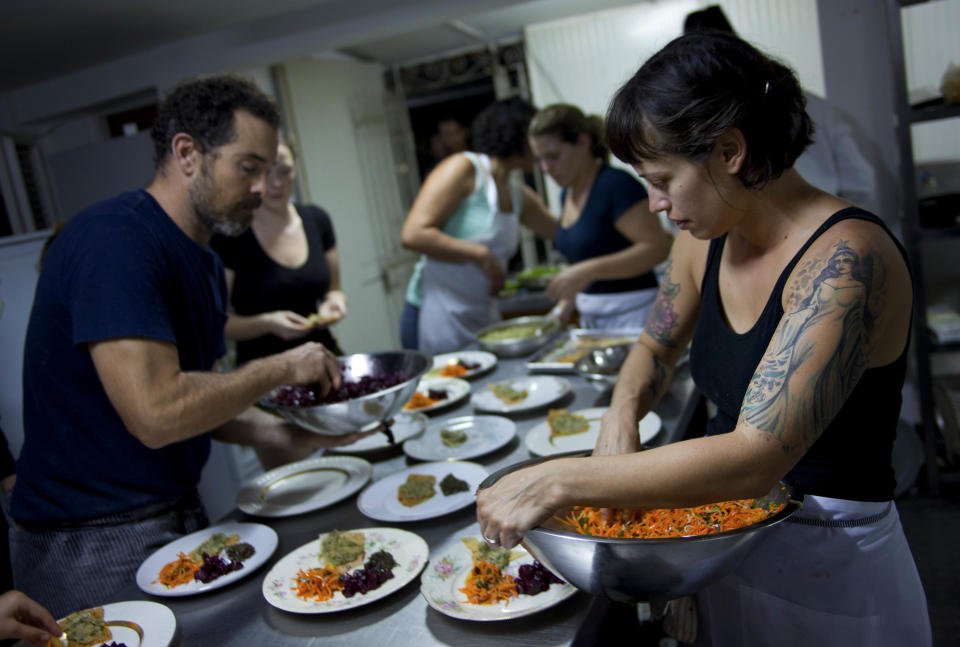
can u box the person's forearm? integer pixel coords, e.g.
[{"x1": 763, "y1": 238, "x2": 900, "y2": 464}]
[
  {"x1": 323, "y1": 290, "x2": 346, "y2": 309},
  {"x1": 608, "y1": 339, "x2": 673, "y2": 419},
  {"x1": 133, "y1": 354, "x2": 297, "y2": 448},
  {"x1": 546, "y1": 431, "x2": 779, "y2": 512},
  {"x1": 213, "y1": 406, "x2": 296, "y2": 447},
  {"x1": 402, "y1": 228, "x2": 488, "y2": 264},
  {"x1": 574, "y1": 241, "x2": 669, "y2": 284},
  {"x1": 225, "y1": 313, "x2": 274, "y2": 341}
]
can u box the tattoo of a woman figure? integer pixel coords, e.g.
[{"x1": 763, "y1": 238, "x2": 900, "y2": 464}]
[
  {"x1": 645, "y1": 259, "x2": 681, "y2": 347},
  {"x1": 741, "y1": 240, "x2": 885, "y2": 453}
]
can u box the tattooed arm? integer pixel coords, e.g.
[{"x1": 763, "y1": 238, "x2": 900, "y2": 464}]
[{"x1": 594, "y1": 234, "x2": 705, "y2": 456}]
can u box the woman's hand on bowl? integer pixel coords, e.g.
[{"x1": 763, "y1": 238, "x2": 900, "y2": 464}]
[
  {"x1": 476, "y1": 461, "x2": 567, "y2": 549},
  {"x1": 545, "y1": 265, "x2": 591, "y2": 301}
]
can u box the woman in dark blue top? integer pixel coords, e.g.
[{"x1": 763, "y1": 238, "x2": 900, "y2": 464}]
[
  {"x1": 528, "y1": 104, "x2": 671, "y2": 328},
  {"x1": 478, "y1": 33, "x2": 929, "y2": 646}
]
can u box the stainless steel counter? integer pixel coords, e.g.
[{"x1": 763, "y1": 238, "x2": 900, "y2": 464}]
[{"x1": 111, "y1": 351, "x2": 698, "y2": 646}]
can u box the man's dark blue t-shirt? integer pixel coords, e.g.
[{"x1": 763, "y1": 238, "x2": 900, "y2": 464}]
[{"x1": 11, "y1": 190, "x2": 228, "y2": 522}]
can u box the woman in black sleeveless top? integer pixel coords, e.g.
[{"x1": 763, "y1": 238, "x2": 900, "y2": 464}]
[{"x1": 477, "y1": 32, "x2": 930, "y2": 646}]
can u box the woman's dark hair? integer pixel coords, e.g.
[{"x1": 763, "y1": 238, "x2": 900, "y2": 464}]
[
  {"x1": 151, "y1": 76, "x2": 281, "y2": 168},
  {"x1": 606, "y1": 32, "x2": 813, "y2": 190},
  {"x1": 528, "y1": 104, "x2": 609, "y2": 164},
  {"x1": 471, "y1": 97, "x2": 536, "y2": 159},
  {"x1": 683, "y1": 5, "x2": 736, "y2": 35}
]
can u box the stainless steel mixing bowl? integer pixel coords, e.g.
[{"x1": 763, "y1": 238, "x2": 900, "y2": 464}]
[
  {"x1": 574, "y1": 343, "x2": 633, "y2": 391},
  {"x1": 262, "y1": 351, "x2": 431, "y2": 436},
  {"x1": 479, "y1": 451, "x2": 802, "y2": 602},
  {"x1": 475, "y1": 316, "x2": 561, "y2": 358}
]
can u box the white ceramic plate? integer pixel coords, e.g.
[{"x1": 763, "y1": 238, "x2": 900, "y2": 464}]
[
  {"x1": 403, "y1": 415, "x2": 516, "y2": 462},
  {"x1": 327, "y1": 411, "x2": 426, "y2": 453},
  {"x1": 403, "y1": 377, "x2": 471, "y2": 414},
  {"x1": 420, "y1": 522, "x2": 576, "y2": 621},
  {"x1": 261, "y1": 527, "x2": 428, "y2": 614},
  {"x1": 470, "y1": 376, "x2": 571, "y2": 414},
  {"x1": 428, "y1": 350, "x2": 498, "y2": 379},
  {"x1": 135, "y1": 522, "x2": 278, "y2": 596},
  {"x1": 525, "y1": 407, "x2": 661, "y2": 457},
  {"x1": 15, "y1": 600, "x2": 176, "y2": 647},
  {"x1": 356, "y1": 461, "x2": 488, "y2": 522},
  {"x1": 236, "y1": 455, "x2": 372, "y2": 517}
]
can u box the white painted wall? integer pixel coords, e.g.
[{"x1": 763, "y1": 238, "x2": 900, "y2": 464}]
[{"x1": 524, "y1": 0, "x2": 823, "y2": 211}]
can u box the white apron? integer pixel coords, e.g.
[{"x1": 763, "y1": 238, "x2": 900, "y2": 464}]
[
  {"x1": 418, "y1": 156, "x2": 520, "y2": 355},
  {"x1": 575, "y1": 287, "x2": 658, "y2": 330},
  {"x1": 692, "y1": 495, "x2": 931, "y2": 647}
]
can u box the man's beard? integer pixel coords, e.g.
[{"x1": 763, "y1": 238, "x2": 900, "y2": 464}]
[{"x1": 190, "y1": 160, "x2": 261, "y2": 237}]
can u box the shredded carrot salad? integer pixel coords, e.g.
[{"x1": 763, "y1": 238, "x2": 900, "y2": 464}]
[
  {"x1": 292, "y1": 567, "x2": 343, "y2": 602},
  {"x1": 458, "y1": 559, "x2": 518, "y2": 605},
  {"x1": 154, "y1": 552, "x2": 201, "y2": 588},
  {"x1": 439, "y1": 364, "x2": 469, "y2": 378},
  {"x1": 558, "y1": 499, "x2": 786, "y2": 539},
  {"x1": 404, "y1": 392, "x2": 439, "y2": 410}
]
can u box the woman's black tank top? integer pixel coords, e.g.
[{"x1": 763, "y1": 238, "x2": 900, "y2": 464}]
[{"x1": 689, "y1": 208, "x2": 909, "y2": 501}]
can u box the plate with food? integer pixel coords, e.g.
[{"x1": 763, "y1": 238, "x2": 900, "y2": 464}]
[
  {"x1": 470, "y1": 376, "x2": 571, "y2": 414},
  {"x1": 403, "y1": 415, "x2": 516, "y2": 462},
  {"x1": 420, "y1": 522, "x2": 576, "y2": 621},
  {"x1": 356, "y1": 461, "x2": 488, "y2": 522},
  {"x1": 262, "y1": 527, "x2": 429, "y2": 614},
  {"x1": 326, "y1": 412, "x2": 427, "y2": 454},
  {"x1": 19, "y1": 600, "x2": 175, "y2": 647},
  {"x1": 135, "y1": 522, "x2": 277, "y2": 596},
  {"x1": 236, "y1": 455, "x2": 373, "y2": 517},
  {"x1": 524, "y1": 407, "x2": 661, "y2": 456},
  {"x1": 403, "y1": 377, "x2": 471, "y2": 414},
  {"x1": 427, "y1": 350, "x2": 497, "y2": 379}
]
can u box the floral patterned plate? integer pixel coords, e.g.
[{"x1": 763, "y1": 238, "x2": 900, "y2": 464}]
[
  {"x1": 420, "y1": 522, "x2": 577, "y2": 621},
  {"x1": 261, "y1": 527, "x2": 428, "y2": 614}
]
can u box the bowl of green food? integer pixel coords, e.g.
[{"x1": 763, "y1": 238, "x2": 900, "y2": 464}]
[
  {"x1": 516, "y1": 265, "x2": 563, "y2": 290},
  {"x1": 475, "y1": 316, "x2": 561, "y2": 357}
]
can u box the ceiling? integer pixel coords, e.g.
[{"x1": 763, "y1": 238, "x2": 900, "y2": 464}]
[{"x1": 0, "y1": 0, "x2": 642, "y2": 94}]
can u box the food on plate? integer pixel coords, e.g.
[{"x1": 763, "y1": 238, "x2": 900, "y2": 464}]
[
  {"x1": 489, "y1": 383, "x2": 528, "y2": 405},
  {"x1": 194, "y1": 551, "x2": 243, "y2": 583},
  {"x1": 58, "y1": 606, "x2": 111, "y2": 647},
  {"x1": 459, "y1": 558, "x2": 519, "y2": 605},
  {"x1": 439, "y1": 473, "x2": 470, "y2": 496},
  {"x1": 225, "y1": 542, "x2": 256, "y2": 562},
  {"x1": 542, "y1": 335, "x2": 636, "y2": 364},
  {"x1": 559, "y1": 499, "x2": 788, "y2": 539},
  {"x1": 515, "y1": 561, "x2": 565, "y2": 595},
  {"x1": 404, "y1": 391, "x2": 439, "y2": 410},
  {"x1": 456, "y1": 538, "x2": 564, "y2": 605},
  {"x1": 320, "y1": 530, "x2": 366, "y2": 573},
  {"x1": 270, "y1": 365, "x2": 404, "y2": 407},
  {"x1": 293, "y1": 547, "x2": 399, "y2": 601},
  {"x1": 479, "y1": 321, "x2": 551, "y2": 343},
  {"x1": 440, "y1": 428, "x2": 468, "y2": 448},
  {"x1": 187, "y1": 532, "x2": 239, "y2": 563},
  {"x1": 397, "y1": 473, "x2": 436, "y2": 507},
  {"x1": 438, "y1": 363, "x2": 469, "y2": 378},
  {"x1": 153, "y1": 552, "x2": 201, "y2": 588},
  {"x1": 547, "y1": 409, "x2": 591, "y2": 444}
]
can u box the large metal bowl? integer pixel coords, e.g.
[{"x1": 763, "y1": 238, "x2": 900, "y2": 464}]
[
  {"x1": 262, "y1": 351, "x2": 431, "y2": 436},
  {"x1": 574, "y1": 343, "x2": 633, "y2": 391},
  {"x1": 480, "y1": 451, "x2": 802, "y2": 602},
  {"x1": 475, "y1": 316, "x2": 561, "y2": 358}
]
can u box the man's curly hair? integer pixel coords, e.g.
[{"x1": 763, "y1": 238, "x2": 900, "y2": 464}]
[
  {"x1": 151, "y1": 76, "x2": 280, "y2": 169},
  {"x1": 471, "y1": 97, "x2": 536, "y2": 159}
]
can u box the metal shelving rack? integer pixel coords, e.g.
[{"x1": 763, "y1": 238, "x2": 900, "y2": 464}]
[{"x1": 886, "y1": 0, "x2": 960, "y2": 494}]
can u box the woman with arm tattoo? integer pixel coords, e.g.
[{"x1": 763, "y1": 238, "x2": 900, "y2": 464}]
[{"x1": 476, "y1": 32, "x2": 930, "y2": 646}]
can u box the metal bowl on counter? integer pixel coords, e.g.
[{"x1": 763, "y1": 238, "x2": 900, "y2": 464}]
[
  {"x1": 261, "y1": 351, "x2": 431, "y2": 436},
  {"x1": 475, "y1": 315, "x2": 561, "y2": 358},
  {"x1": 480, "y1": 451, "x2": 802, "y2": 603},
  {"x1": 574, "y1": 343, "x2": 633, "y2": 391}
]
